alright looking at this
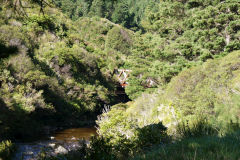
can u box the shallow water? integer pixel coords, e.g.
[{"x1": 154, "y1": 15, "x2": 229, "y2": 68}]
[
  {"x1": 13, "y1": 127, "x2": 97, "y2": 160},
  {"x1": 54, "y1": 128, "x2": 96, "y2": 142}
]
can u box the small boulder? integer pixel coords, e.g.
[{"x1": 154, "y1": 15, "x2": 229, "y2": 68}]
[
  {"x1": 71, "y1": 137, "x2": 76, "y2": 140},
  {"x1": 55, "y1": 146, "x2": 68, "y2": 154},
  {"x1": 49, "y1": 143, "x2": 56, "y2": 148}
]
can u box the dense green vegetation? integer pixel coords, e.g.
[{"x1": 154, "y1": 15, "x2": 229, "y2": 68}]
[
  {"x1": 125, "y1": 0, "x2": 240, "y2": 98},
  {"x1": 55, "y1": 0, "x2": 240, "y2": 99},
  {"x1": 0, "y1": 0, "x2": 240, "y2": 159},
  {"x1": 0, "y1": 0, "x2": 128, "y2": 139},
  {"x1": 86, "y1": 50, "x2": 240, "y2": 159},
  {"x1": 39, "y1": 50, "x2": 240, "y2": 159},
  {"x1": 54, "y1": 0, "x2": 156, "y2": 29},
  {"x1": 54, "y1": 0, "x2": 240, "y2": 99}
]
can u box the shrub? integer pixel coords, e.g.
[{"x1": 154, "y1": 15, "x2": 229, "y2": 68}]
[
  {"x1": 95, "y1": 102, "x2": 170, "y2": 159},
  {"x1": 24, "y1": 15, "x2": 56, "y2": 33},
  {"x1": 105, "y1": 26, "x2": 133, "y2": 55},
  {"x1": 0, "y1": 140, "x2": 16, "y2": 160},
  {"x1": 176, "y1": 119, "x2": 217, "y2": 138}
]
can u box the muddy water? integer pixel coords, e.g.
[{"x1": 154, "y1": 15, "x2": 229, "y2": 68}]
[
  {"x1": 54, "y1": 128, "x2": 96, "y2": 142},
  {"x1": 14, "y1": 127, "x2": 97, "y2": 160}
]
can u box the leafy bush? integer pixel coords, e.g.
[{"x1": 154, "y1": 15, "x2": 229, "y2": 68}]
[
  {"x1": 105, "y1": 26, "x2": 133, "y2": 55},
  {"x1": 95, "y1": 103, "x2": 170, "y2": 159},
  {"x1": 85, "y1": 123, "x2": 169, "y2": 159},
  {"x1": 0, "y1": 140, "x2": 16, "y2": 160},
  {"x1": 164, "y1": 50, "x2": 240, "y2": 133},
  {"x1": 24, "y1": 15, "x2": 56, "y2": 32}
]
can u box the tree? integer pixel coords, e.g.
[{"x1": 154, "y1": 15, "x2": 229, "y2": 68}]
[{"x1": 89, "y1": 0, "x2": 104, "y2": 17}]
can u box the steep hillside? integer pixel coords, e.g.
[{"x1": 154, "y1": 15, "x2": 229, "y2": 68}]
[
  {"x1": 52, "y1": 0, "x2": 240, "y2": 99},
  {"x1": 0, "y1": 0, "x2": 132, "y2": 139},
  {"x1": 0, "y1": 0, "x2": 240, "y2": 159},
  {"x1": 124, "y1": 0, "x2": 240, "y2": 98}
]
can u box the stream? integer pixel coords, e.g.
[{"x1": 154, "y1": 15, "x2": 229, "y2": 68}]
[{"x1": 13, "y1": 127, "x2": 96, "y2": 160}]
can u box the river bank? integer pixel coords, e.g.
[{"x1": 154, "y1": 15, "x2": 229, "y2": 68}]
[{"x1": 13, "y1": 127, "x2": 97, "y2": 160}]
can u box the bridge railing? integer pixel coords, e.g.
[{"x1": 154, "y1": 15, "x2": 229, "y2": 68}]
[{"x1": 115, "y1": 69, "x2": 132, "y2": 87}]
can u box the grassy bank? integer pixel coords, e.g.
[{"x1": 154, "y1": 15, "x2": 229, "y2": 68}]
[{"x1": 133, "y1": 133, "x2": 240, "y2": 160}]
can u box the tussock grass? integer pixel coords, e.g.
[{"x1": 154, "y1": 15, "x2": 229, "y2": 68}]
[{"x1": 133, "y1": 132, "x2": 240, "y2": 160}]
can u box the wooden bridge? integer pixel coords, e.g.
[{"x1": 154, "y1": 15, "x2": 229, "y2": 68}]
[
  {"x1": 115, "y1": 69, "x2": 157, "y2": 88},
  {"x1": 115, "y1": 69, "x2": 132, "y2": 88},
  {"x1": 114, "y1": 69, "x2": 131, "y2": 101}
]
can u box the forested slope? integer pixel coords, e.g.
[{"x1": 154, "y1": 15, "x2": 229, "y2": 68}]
[
  {"x1": 0, "y1": 0, "x2": 240, "y2": 159},
  {"x1": 125, "y1": 0, "x2": 240, "y2": 98},
  {"x1": 55, "y1": 0, "x2": 240, "y2": 99},
  {"x1": 0, "y1": 0, "x2": 132, "y2": 139}
]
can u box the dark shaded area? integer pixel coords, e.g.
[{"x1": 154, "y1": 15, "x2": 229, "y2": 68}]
[
  {"x1": 136, "y1": 122, "x2": 169, "y2": 148},
  {"x1": 114, "y1": 85, "x2": 131, "y2": 103},
  {"x1": 70, "y1": 56, "x2": 115, "y2": 93},
  {"x1": 41, "y1": 86, "x2": 97, "y2": 127},
  {"x1": 0, "y1": 43, "x2": 18, "y2": 59},
  {"x1": 177, "y1": 120, "x2": 218, "y2": 138},
  {"x1": 1, "y1": 93, "x2": 95, "y2": 141},
  {"x1": 28, "y1": 51, "x2": 64, "y2": 84},
  {"x1": 187, "y1": 1, "x2": 201, "y2": 8},
  {"x1": 0, "y1": 98, "x2": 46, "y2": 140}
]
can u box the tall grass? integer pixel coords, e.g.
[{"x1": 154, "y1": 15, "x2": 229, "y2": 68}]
[
  {"x1": 133, "y1": 132, "x2": 240, "y2": 160},
  {"x1": 176, "y1": 119, "x2": 218, "y2": 138}
]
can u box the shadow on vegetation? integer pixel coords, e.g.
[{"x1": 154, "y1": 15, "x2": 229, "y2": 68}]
[
  {"x1": 41, "y1": 86, "x2": 96, "y2": 126},
  {"x1": 0, "y1": 43, "x2": 18, "y2": 59},
  {"x1": 0, "y1": 140, "x2": 16, "y2": 160},
  {"x1": 71, "y1": 56, "x2": 115, "y2": 92},
  {"x1": 0, "y1": 89, "x2": 95, "y2": 141},
  {"x1": 72, "y1": 122, "x2": 170, "y2": 160},
  {"x1": 29, "y1": 53, "x2": 65, "y2": 85},
  {"x1": 177, "y1": 120, "x2": 218, "y2": 138},
  {"x1": 0, "y1": 98, "x2": 47, "y2": 140},
  {"x1": 133, "y1": 131, "x2": 240, "y2": 160}
]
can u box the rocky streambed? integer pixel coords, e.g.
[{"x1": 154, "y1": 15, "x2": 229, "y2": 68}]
[{"x1": 13, "y1": 128, "x2": 96, "y2": 160}]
